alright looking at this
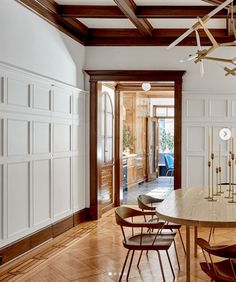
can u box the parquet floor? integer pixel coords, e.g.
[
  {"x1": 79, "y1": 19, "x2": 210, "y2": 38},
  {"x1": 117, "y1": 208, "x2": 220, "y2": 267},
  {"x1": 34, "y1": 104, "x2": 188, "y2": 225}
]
[{"x1": 1, "y1": 207, "x2": 236, "y2": 281}]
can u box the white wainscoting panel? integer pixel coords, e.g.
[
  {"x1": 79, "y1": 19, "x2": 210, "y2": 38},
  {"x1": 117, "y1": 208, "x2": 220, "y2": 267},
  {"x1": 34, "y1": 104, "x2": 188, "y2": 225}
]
[
  {"x1": 53, "y1": 157, "x2": 71, "y2": 219},
  {"x1": 7, "y1": 119, "x2": 29, "y2": 156},
  {"x1": 53, "y1": 86, "x2": 71, "y2": 114},
  {"x1": 7, "y1": 162, "x2": 29, "y2": 238},
  {"x1": 0, "y1": 119, "x2": 3, "y2": 156},
  {"x1": 186, "y1": 156, "x2": 205, "y2": 187},
  {"x1": 209, "y1": 99, "x2": 228, "y2": 118},
  {"x1": 33, "y1": 83, "x2": 51, "y2": 111},
  {"x1": 183, "y1": 93, "x2": 236, "y2": 189},
  {"x1": 0, "y1": 165, "x2": 3, "y2": 240},
  {"x1": 33, "y1": 159, "x2": 51, "y2": 226},
  {"x1": 7, "y1": 76, "x2": 30, "y2": 108},
  {"x1": 53, "y1": 123, "x2": 71, "y2": 153},
  {"x1": 0, "y1": 63, "x2": 87, "y2": 248},
  {"x1": 72, "y1": 156, "x2": 86, "y2": 211},
  {"x1": 33, "y1": 122, "x2": 50, "y2": 154}
]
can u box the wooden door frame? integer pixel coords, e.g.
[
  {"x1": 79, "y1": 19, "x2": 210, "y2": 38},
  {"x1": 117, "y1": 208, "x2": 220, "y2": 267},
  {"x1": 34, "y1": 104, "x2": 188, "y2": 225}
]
[{"x1": 85, "y1": 70, "x2": 185, "y2": 220}]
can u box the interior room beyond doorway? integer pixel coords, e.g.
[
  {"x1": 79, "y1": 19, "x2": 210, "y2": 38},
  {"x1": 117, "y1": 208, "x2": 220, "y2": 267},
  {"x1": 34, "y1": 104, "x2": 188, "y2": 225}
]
[{"x1": 120, "y1": 82, "x2": 175, "y2": 205}]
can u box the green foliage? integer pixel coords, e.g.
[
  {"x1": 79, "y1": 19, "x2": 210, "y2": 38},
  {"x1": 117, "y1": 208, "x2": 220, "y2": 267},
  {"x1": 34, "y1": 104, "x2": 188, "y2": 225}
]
[
  {"x1": 123, "y1": 124, "x2": 136, "y2": 151},
  {"x1": 160, "y1": 129, "x2": 174, "y2": 152}
]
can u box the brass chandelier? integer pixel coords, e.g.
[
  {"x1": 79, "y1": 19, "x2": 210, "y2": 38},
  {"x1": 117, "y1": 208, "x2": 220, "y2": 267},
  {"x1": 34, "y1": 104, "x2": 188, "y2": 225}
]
[{"x1": 168, "y1": 0, "x2": 236, "y2": 76}]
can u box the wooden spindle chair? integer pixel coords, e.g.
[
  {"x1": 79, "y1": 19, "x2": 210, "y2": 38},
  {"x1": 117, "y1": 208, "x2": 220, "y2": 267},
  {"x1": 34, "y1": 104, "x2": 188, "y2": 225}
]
[
  {"x1": 197, "y1": 237, "x2": 236, "y2": 282},
  {"x1": 137, "y1": 194, "x2": 186, "y2": 254},
  {"x1": 115, "y1": 206, "x2": 180, "y2": 282}
]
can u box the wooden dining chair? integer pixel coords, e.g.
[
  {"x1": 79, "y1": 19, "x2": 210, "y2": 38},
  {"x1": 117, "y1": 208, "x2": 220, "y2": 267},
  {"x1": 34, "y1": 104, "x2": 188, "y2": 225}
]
[
  {"x1": 196, "y1": 237, "x2": 236, "y2": 282},
  {"x1": 137, "y1": 194, "x2": 186, "y2": 254},
  {"x1": 115, "y1": 206, "x2": 179, "y2": 282}
]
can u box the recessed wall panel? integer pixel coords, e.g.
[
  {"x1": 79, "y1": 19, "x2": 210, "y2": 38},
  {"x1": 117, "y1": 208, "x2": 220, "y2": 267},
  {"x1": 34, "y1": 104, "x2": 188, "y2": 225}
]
[
  {"x1": 72, "y1": 156, "x2": 85, "y2": 210},
  {"x1": 186, "y1": 156, "x2": 205, "y2": 187},
  {"x1": 0, "y1": 119, "x2": 3, "y2": 157},
  {"x1": 53, "y1": 158, "x2": 71, "y2": 217},
  {"x1": 210, "y1": 99, "x2": 228, "y2": 117},
  {"x1": 7, "y1": 120, "x2": 29, "y2": 156},
  {"x1": 54, "y1": 124, "x2": 70, "y2": 153},
  {"x1": 33, "y1": 122, "x2": 50, "y2": 154},
  {"x1": 33, "y1": 160, "x2": 50, "y2": 225},
  {"x1": 186, "y1": 126, "x2": 205, "y2": 152},
  {"x1": 33, "y1": 84, "x2": 51, "y2": 111},
  {"x1": 72, "y1": 124, "x2": 85, "y2": 153},
  {"x1": 54, "y1": 87, "x2": 71, "y2": 114},
  {"x1": 0, "y1": 165, "x2": 3, "y2": 239},
  {"x1": 7, "y1": 162, "x2": 29, "y2": 237},
  {"x1": 186, "y1": 99, "x2": 205, "y2": 118},
  {"x1": 7, "y1": 77, "x2": 30, "y2": 107}
]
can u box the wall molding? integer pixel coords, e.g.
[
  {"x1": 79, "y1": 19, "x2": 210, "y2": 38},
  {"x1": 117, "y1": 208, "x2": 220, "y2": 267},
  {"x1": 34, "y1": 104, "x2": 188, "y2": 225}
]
[{"x1": 0, "y1": 208, "x2": 90, "y2": 266}]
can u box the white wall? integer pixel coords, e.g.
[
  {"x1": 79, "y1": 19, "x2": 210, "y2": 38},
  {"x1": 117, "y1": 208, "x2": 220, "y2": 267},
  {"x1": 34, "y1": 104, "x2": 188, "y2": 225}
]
[
  {"x1": 0, "y1": 62, "x2": 87, "y2": 248},
  {"x1": 85, "y1": 46, "x2": 236, "y2": 92},
  {"x1": 85, "y1": 46, "x2": 236, "y2": 188},
  {"x1": 0, "y1": 1, "x2": 88, "y2": 248},
  {"x1": 0, "y1": 0, "x2": 85, "y2": 89}
]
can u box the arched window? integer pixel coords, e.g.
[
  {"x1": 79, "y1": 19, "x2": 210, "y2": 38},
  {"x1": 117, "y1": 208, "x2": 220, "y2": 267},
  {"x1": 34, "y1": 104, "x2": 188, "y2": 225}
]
[{"x1": 101, "y1": 91, "x2": 114, "y2": 164}]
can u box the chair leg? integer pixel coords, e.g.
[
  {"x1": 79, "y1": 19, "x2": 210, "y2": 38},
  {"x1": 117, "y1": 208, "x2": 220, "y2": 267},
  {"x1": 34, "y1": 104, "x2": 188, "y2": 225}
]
[
  {"x1": 119, "y1": 250, "x2": 130, "y2": 282},
  {"x1": 157, "y1": 251, "x2": 166, "y2": 282},
  {"x1": 178, "y1": 229, "x2": 186, "y2": 255},
  {"x1": 137, "y1": 250, "x2": 143, "y2": 268},
  {"x1": 166, "y1": 250, "x2": 175, "y2": 279},
  {"x1": 208, "y1": 228, "x2": 213, "y2": 242},
  {"x1": 174, "y1": 241, "x2": 180, "y2": 270},
  {"x1": 126, "y1": 250, "x2": 135, "y2": 281}
]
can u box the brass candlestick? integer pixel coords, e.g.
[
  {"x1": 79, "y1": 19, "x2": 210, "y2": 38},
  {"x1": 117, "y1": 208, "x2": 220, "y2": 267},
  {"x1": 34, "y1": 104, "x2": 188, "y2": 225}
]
[
  {"x1": 229, "y1": 153, "x2": 236, "y2": 203},
  {"x1": 218, "y1": 166, "x2": 224, "y2": 194},
  {"x1": 214, "y1": 167, "x2": 220, "y2": 196},
  {"x1": 205, "y1": 160, "x2": 212, "y2": 199},
  {"x1": 225, "y1": 158, "x2": 233, "y2": 199},
  {"x1": 209, "y1": 153, "x2": 217, "y2": 201}
]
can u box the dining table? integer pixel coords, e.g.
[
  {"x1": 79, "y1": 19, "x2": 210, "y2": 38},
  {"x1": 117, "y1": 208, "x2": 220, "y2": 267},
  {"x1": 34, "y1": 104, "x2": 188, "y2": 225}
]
[{"x1": 155, "y1": 186, "x2": 236, "y2": 282}]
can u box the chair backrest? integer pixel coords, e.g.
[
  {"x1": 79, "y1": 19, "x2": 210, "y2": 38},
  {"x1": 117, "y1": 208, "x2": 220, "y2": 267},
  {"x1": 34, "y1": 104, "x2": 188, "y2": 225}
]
[
  {"x1": 137, "y1": 194, "x2": 163, "y2": 211},
  {"x1": 164, "y1": 154, "x2": 174, "y2": 169},
  {"x1": 115, "y1": 206, "x2": 144, "y2": 227}
]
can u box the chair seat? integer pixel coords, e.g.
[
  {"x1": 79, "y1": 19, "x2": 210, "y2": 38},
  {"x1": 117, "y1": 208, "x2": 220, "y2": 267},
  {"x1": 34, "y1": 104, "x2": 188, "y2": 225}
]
[
  {"x1": 200, "y1": 260, "x2": 236, "y2": 282},
  {"x1": 148, "y1": 218, "x2": 181, "y2": 229},
  {"x1": 123, "y1": 234, "x2": 175, "y2": 251}
]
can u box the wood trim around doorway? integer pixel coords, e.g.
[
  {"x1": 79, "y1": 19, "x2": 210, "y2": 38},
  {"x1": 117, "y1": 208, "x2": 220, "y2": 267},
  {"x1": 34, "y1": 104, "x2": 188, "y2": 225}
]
[{"x1": 85, "y1": 70, "x2": 186, "y2": 220}]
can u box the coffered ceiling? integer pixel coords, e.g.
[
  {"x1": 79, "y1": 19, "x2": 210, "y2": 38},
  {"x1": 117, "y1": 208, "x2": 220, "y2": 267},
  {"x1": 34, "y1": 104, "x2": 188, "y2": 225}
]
[{"x1": 17, "y1": 0, "x2": 236, "y2": 46}]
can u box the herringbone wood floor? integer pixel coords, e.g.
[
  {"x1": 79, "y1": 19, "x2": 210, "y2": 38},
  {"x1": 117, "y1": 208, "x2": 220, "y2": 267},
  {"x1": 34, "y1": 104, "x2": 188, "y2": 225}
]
[{"x1": 1, "y1": 207, "x2": 236, "y2": 281}]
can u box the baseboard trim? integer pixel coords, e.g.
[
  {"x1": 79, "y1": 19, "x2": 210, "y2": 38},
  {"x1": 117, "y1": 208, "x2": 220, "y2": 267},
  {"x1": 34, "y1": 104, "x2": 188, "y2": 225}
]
[{"x1": 0, "y1": 208, "x2": 90, "y2": 266}]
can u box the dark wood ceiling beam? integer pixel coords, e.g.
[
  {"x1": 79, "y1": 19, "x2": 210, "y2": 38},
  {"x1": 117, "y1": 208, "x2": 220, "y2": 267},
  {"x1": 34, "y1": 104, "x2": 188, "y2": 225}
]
[
  {"x1": 16, "y1": 0, "x2": 88, "y2": 44},
  {"x1": 87, "y1": 28, "x2": 234, "y2": 46},
  {"x1": 59, "y1": 5, "x2": 229, "y2": 18},
  {"x1": 59, "y1": 5, "x2": 125, "y2": 18},
  {"x1": 113, "y1": 0, "x2": 153, "y2": 36}
]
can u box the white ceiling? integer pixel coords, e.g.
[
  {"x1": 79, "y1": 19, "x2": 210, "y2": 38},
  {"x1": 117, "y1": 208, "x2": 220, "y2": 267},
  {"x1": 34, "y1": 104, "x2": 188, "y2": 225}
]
[
  {"x1": 148, "y1": 19, "x2": 226, "y2": 28},
  {"x1": 78, "y1": 18, "x2": 135, "y2": 28},
  {"x1": 77, "y1": 18, "x2": 226, "y2": 29},
  {"x1": 135, "y1": 0, "x2": 211, "y2": 5},
  {"x1": 55, "y1": 0, "x2": 116, "y2": 5},
  {"x1": 55, "y1": 0, "x2": 211, "y2": 5}
]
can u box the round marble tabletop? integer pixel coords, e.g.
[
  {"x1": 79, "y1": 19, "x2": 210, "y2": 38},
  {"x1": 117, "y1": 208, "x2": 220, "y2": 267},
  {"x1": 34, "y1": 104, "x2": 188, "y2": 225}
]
[{"x1": 155, "y1": 187, "x2": 236, "y2": 228}]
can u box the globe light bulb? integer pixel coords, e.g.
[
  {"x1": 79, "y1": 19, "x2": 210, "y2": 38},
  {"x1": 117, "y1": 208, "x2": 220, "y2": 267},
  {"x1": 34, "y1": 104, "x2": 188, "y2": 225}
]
[{"x1": 142, "y1": 82, "x2": 151, "y2": 91}]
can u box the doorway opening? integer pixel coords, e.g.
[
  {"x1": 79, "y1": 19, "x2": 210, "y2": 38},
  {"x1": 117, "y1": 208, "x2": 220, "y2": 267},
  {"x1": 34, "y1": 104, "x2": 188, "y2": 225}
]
[
  {"x1": 85, "y1": 70, "x2": 185, "y2": 219},
  {"x1": 120, "y1": 84, "x2": 175, "y2": 205}
]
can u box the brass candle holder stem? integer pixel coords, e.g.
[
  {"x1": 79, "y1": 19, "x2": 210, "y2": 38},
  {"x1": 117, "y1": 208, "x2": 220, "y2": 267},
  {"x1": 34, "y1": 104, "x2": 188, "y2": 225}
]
[
  {"x1": 205, "y1": 160, "x2": 212, "y2": 199},
  {"x1": 209, "y1": 153, "x2": 217, "y2": 201},
  {"x1": 214, "y1": 167, "x2": 220, "y2": 196},
  {"x1": 218, "y1": 166, "x2": 224, "y2": 194},
  {"x1": 225, "y1": 159, "x2": 233, "y2": 199},
  {"x1": 229, "y1": 153, "x2": 236, "y2": 203}
]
